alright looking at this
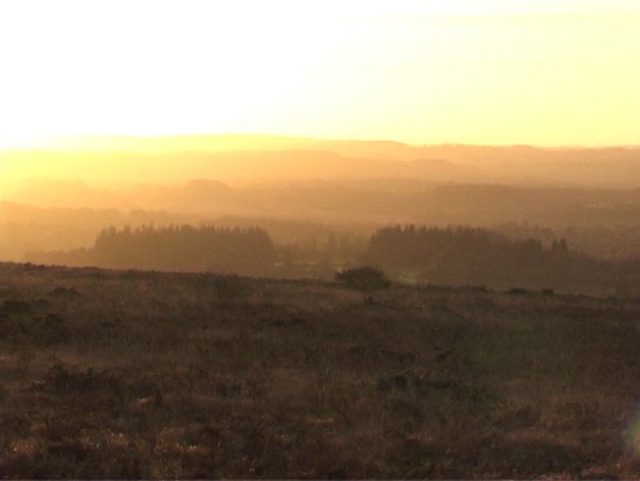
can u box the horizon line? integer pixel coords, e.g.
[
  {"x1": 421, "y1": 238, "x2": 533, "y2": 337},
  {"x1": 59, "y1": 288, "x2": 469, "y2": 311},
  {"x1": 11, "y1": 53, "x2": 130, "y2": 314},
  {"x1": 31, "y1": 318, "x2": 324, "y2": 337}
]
[{"x1": 2, "y1": 132, "x2": 640, "y2": 152}]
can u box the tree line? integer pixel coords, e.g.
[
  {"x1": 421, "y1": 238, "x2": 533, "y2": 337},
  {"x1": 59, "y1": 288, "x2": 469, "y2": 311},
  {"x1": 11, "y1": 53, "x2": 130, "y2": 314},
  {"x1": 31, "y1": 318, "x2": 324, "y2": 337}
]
[{"x1": 26, "y1": 223, "x2": 640, "y2": 295}]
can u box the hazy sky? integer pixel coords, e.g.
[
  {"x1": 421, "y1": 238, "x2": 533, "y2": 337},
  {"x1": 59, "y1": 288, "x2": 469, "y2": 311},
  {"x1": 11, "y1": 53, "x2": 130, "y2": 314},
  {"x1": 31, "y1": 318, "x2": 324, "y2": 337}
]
[{"x1": 1, "y1": 0, "x2": 639, "y2": 148}]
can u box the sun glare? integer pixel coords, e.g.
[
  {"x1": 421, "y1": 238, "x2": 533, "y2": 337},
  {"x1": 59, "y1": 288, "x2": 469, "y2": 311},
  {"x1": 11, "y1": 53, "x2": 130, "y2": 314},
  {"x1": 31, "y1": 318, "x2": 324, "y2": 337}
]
[{"x1": 0, "y1": 0, "x2": 639, "y2": 150}]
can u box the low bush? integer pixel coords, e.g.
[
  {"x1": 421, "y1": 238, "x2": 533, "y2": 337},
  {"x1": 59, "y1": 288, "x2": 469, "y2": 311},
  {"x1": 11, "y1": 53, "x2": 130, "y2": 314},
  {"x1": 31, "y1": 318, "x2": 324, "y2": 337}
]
[{"x1": 335, "y1": 267, "x2": 391, "y2": 290}]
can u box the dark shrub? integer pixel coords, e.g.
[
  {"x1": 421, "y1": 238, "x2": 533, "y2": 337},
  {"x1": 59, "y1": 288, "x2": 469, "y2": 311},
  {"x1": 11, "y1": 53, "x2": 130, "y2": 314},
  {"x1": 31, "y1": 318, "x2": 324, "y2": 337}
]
[{"x1": 335, "y1": 267, "x2": 390, "y2": 291}]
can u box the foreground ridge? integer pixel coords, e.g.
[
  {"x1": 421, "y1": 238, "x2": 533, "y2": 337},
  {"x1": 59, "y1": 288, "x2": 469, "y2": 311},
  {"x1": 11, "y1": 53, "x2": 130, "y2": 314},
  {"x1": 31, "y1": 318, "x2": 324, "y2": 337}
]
[{"x1": 1, "y1": 262, "x2": 639, "y2": 478}]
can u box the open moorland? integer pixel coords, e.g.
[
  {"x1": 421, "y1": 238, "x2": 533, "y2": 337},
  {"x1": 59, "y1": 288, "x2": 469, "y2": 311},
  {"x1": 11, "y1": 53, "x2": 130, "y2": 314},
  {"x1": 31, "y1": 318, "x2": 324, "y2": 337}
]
[{"x1": 2, "y1": 262, "x2": 640, "y2": 478}]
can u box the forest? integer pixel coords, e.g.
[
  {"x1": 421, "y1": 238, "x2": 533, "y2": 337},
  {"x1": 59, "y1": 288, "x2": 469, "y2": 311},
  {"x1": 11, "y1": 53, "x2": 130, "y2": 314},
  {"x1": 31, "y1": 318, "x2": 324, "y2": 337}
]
[{"x1": 365, "y1": 225, "x2": 640, "y2": 294}]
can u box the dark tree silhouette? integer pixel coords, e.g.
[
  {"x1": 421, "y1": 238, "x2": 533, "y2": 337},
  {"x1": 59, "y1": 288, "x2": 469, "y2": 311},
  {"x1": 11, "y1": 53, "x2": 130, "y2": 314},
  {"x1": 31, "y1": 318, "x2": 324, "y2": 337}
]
[
  {"x1": 365, "y1": 225, "x2": 634, "y2": 292},
  {"x1": 92, "y1": 224, "x2": 276, "y2": 274}
]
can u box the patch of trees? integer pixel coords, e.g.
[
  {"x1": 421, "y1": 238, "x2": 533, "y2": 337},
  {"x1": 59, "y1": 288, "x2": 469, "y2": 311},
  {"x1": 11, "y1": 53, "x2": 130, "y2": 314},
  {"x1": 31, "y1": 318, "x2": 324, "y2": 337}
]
[
  {"x1": 30, "y1": 225, "x2": 276, "y2": 275},
  {"x1": 365, "y1": 225, "x2": 640, "y2": 294},
  {"x1": 25, "y1": 222, "x2": 370, "y2": 279},
  {"x1": 92, "y1": 225, "x2": 276, "y2": 273},
  {"x1": 496, "y1": 222, "x2": 640, "y2": 261}
]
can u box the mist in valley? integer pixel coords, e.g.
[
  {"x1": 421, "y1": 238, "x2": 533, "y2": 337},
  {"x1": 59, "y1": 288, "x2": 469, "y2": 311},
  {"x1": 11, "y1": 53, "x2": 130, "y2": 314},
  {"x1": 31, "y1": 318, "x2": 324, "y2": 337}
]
[{"x1": 2, "y1": 136, "x2": 640, "y2": 297}]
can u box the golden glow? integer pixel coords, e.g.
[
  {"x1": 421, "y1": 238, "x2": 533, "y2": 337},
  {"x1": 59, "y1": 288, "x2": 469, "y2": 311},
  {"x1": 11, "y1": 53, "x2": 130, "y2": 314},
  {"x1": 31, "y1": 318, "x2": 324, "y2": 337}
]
[{"x1": 1, "y1": 0, "x2": 639, "y2": 149}]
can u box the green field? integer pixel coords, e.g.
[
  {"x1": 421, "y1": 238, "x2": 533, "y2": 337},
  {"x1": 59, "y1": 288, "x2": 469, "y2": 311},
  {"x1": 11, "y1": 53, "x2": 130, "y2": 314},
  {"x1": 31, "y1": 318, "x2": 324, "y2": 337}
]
[{"x1": 1, "y1": 262, "x2": 640, "y2": 478}]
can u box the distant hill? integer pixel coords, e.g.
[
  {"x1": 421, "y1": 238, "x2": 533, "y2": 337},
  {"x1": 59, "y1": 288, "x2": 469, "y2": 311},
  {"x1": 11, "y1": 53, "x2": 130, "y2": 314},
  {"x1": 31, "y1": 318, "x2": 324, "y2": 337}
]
[
  {"x1": 2, "y1": 134, "x2": 639, "y2": 188},
  {"x1": 5, "y1": 179, "x2": 640, "y2": 263}
]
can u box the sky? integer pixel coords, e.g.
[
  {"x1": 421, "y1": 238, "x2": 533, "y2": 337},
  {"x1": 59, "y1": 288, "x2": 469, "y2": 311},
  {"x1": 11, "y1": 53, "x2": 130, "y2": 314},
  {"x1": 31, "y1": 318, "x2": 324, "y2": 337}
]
[{"x1": 1, "y1": 0, "x2": 639, "y2": 148}]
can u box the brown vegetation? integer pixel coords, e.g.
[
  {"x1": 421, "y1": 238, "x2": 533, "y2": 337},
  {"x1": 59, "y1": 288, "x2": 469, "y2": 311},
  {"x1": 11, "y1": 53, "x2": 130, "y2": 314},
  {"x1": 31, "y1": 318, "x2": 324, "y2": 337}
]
[{"x1": 2, "y1": 262, "x2": 640, "y2": 478}]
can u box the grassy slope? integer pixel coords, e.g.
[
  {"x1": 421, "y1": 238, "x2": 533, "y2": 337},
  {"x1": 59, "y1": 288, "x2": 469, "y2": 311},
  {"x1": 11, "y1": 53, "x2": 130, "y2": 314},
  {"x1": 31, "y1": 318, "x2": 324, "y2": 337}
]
[{"x1": 1, "y1": 263, "x2": 640, "y2": 478}]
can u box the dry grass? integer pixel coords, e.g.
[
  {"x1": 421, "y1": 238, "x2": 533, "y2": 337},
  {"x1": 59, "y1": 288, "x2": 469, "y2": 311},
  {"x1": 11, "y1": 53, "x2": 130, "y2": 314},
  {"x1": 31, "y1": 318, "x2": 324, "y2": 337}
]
[{"x1": 1, "y1": 262, "x2": 640, "y2": 478}]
